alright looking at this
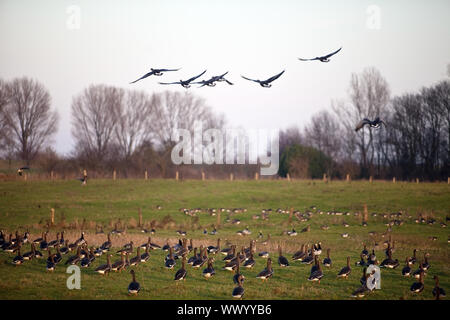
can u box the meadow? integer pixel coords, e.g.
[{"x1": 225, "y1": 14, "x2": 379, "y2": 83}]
[{"x1": 0, "y1": 178, "x2": 448, "y2": 300}]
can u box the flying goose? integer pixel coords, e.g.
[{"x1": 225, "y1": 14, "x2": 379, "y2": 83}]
[
  {"x1": 241, "y1": 70, "x2": 285, "y2": 88},
  {"x1": 298, "y1": 47, "x2": 342, "y2": 62},
  {"x1": 130, "y1": 68, "x2": 180, "y2": 84},
  {"x1": 159, "y1": 70, "x2": 207, "y2": 88},
  {"x1": 193, "y1": 72, "x2": 234, "y2": 87}
]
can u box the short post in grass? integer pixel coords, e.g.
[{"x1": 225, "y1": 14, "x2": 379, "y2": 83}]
[
  {"x1": 255, "y1": 172, "x2": 259, "y2": 181},
  {"x1": 51, "y1": 171, "x2": 54, "y2": 180},
  {"x1": 144, "y1": 170, "x2": 148, "y2": 180},
  {"x1": 393, "y1": 177, "x2": 396, "y2": 183},
  {"x1": 230, "y1": 173, "x2": 233, "y2": 181},
  {"x1": 346, "y1": 174, "x2": 350, "y2": 183},
  {"x1": 416, "y1": 178, "x2": 419, "y2": 184},
  {"x1": 113, "y1": 170, "x2": 116, "y2": 181},
  {"x1": 287, "y1": 173, "x2": 291, "y2": 182},
  {"x1": 363, "y1": 204, "x2": 368, "y2": 224},
  {"x1": 51, "y1": 208, "x2": 55, "y2": 226},
  {"x1": 217, "y1": 212, "x2": 221, "y2": 227},
  {"x1": 138, "y1": 208, "x2": 142, "y2": 228},
  {"x1": 202, "y1": 171, "x2": 205, "y2": 181},
  {"x1": 369, "y1": 176, "x2": 373, "y2": 183},
  {"x1": 448, "y1": 177, "x2": 449, "y2": 184},
  {"x1": 323, "y1": 173, "x2": 327, "y2": 183},
  {"x1": 176, "y1": 171, "x2": 179, "y2": 181},
  {"x1": 288, "y1": 208, "x2": 293, "y2": 224}
]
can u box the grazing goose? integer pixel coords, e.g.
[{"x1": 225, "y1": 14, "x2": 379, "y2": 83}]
[
  {"x1": 65, "y1": 246, "x2": 82, "y2": 265},
  {"x1": 413, "y1": 263, "x2": 426, "y2": 279},
  {"x1": 308, "y1": 256, "x2": 324, "y2": 283},
  {"x1": 111, "y1": 253, "x2": 126, "y2": 272},
  {"x1": 361, "y1": 245, "x2": 369, "y2": 259},
  {"x1": 39, "y1": 233, "x2": 48, "y2": 251},
  {"x1": 420, "y1": 254, "x2": 430, "y2": 271},
  {"x1": 243, "y1": 252, "x2": 255, "y2": 269},
  {"x1": 202, "y1": 258, "x2": 216, "y2": 279},
  {"x1": 207, "y1": 238, "x2": 221, "y2": 255},
  {"x1": 47, "y1": 233, "x2": 60, "y2": 248},
  {"x1": 261, "y1": 234, "x2": 271, "y2": 246},
  {"x1": 23, "y1": 243, "x2": 37, "y2": 260},
  {"x1": 410, "y1": 270, "x2": 425, "y2": 293},
  {"x1": 292, "y1": 244, "x2": 306, "y2": 261},
  {"x1": 232, "y1": 274, "x2": 245, "y2": 299},
  {"x1": 193, "y1": 247, "x2": 208, "y2": 269},
  {"x1": 323, "y1": 249, "x2": 332, "y2": 267},
  {"x1": 53, "y1": 245, "x2": 63, "y2": 264},
  {"x1": 224, "y1": 253, "x2": 239, "y2": 272},
  {"x1": 188, "y1": 248, "x2": 198, "y2": 266},
  {"x1": 128, "y1": 270, "x2": 140, "y2": 296},
  {"x1": 298, "y1": 47, "x2": 342, "y2": 62},
  {"x1": 147, "y1": 237, "x2": 161, "y2": 250},
  {"x1": 46, "y1": 249, "x2": 56, "y2": 272},
  {"x1": 223, "y1": 245, "x2": 236, "y2": 263},
  {"x1": 165, "y1": 247, "x2": 176, "y2": 269},
  {"x1": 60, "y1": 240, "x2": 70, "y2": 255},
  {"x1": 117, "y1": 241, "x2": 133, "y2": 255},
  {"x1": 80, "y1": 247, "x2": 94, "y2": 268},
  {"x1": 100, "y1": 233, "x2": 112, "y2": 253},
  {"x1": 352, "y1": 271, "x2": 371, "y2": 298},
  {"x1": 432, "y1": 276, "x2": 446, "y2": 299},
  {"x1": 2, "y1": 233, "x2": 14, "y2": 250},
  {"x1": 367, "y1": 250, "x2": 377, "y2": 265},
  {"x1": 233, "y1": 257, "x2": 244, "y2": 284},
  {"x1": 95, "y1": 254, "x2": 112, "y2": 275},
  {"x1": 12, "y1": 245, "x2": 24, "y2": 265},
  {"x1": 256, "y1": 258, "x2": 273, "y2": 281},
  {"x1": 129, "y1": 247, "x2": 141, "y2": 267},
  {"x1": 140, "y1": 245, "x2": 150, "y2": 263},
  {"x1": 380, "y1": 249, "x2": 399, "y2": 269},
  {"x1": 74, "y1": 232, "x2": 86, "y2": 246},
  {"x1": 402, "y1": 258, "x2": 412, "y2": 277},
  {"x1": 277, "y1": 245, "x2": 289, "y2": 267},
  {"x1": 174, "y1": 255, "x2": 187, "y2": 281},
  {"x1": 408, "y1": 249, "x2": 417, "y2": 265},
  {"x1": 241, "y1": 70, "x2": 285, "y2": 88},
  {"x1": 355, "y1": 253, "x2": 367, "y2": 267},
  {"x1": 337, "y1": 257, "x2": 351, "y2": 279},
  {"x1": 301, "y1": 249, "x2": 314, "y2": 265}
]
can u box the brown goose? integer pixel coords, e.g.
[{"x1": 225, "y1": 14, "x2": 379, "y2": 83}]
[{"x1": 337, "y1": 257, "x2": 351, "y2": 278}]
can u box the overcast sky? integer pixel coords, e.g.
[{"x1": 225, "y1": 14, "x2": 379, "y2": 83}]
[{"x1": 1, "y1": 0, "x2": 449, "y2": 155}]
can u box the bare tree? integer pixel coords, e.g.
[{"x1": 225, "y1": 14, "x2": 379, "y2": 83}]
[
  {"x1": 114, "y1": 90, "x2": 155, "y2": 160},
  {"x1": 2, "y1": 77, "x2": 58, "y2": 164},
  {"x1": 71, "y1": 84, "x2": 123, "y2": 165},
  {"x1": 333, "y1": 67, "x2": 390, "y2": 177}
]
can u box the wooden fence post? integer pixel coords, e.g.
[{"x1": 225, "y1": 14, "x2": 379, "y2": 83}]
[
  {"x1": 448, "y1": 177, "x2": 449, "y2": 184},
  {"x1": 217, "y1": 212, "x2": 221, "y2": 227},
  {"x1": 51, "y1": 171, "x2": 54, "y2": 180},
  {"x1": 393, "y1": 177, "x2": 396, "y2": 183},
  {"x1": 323, "y1": 173, "x2": 327, "y2": 183},
  {"x1": 138, "y1": 208, "x2": 142, "y2": 228},
  {"x1": 113, "y1": 170, "x2": 116, "y2": 181},
  {"x1": 202, "y1": 171, "x2": 205, "y2": 181},
  {"x1": 255, "y1": 172, "x2": 259, "y2": 181},
  {"x1": 416, "y1": 178, "x2": 419, "y2": 184},
  {"x1": 144, "y1": 170, "x2": 148, "y2": 180},
  {"x1": 230, "y1": 173, "x2": 234, "y2": 181},
  {"x1": 369, "y1": 176, "x2": 373, "y2": 183},
  {"x1": 176, "y1": 171, "x2": 179, "y2": 181},
  {"x1": 287, "y1": 173, "x2": 291, "y2": 181},
  {"x1": 346, "y1": 174, "x2": 350, "y2": 182},
  {"x1": 50, "y1": 208, "x2": 55, "y2": 226}
]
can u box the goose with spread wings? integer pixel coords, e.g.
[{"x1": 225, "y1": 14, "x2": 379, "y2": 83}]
[
  {"x1": 159, "y1": 70, "x2": 207, "y2": 88},
  {"x1": 355, "y1": 117, "x2": 386, "y2": 132},
  {"x1": 241, "y1": 70, "x2": 285, "y2": 88},
  {"x1": 193, "y1": 72, "x2": 234, "y2": 88},
  {"x1": 298, "y1": 47, "x2": 342, "y2": 62},
  {"x1": 130, "y1": 68, "x2": 181, "y2": 84}
]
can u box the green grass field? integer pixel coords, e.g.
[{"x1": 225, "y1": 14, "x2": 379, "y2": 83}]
[{"x1": 0, "y1": 179, "x2": 448, "y2": 300}]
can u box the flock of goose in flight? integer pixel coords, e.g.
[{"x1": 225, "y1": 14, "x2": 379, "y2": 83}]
[{"x1": 129, "y1": 47, "x2": 343, "y2": 88}]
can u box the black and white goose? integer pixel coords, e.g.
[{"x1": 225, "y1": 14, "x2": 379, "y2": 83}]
[
  {"x1": 207, "y1": 238, "x2": 221, "y2": 255},
  {"x1": 337, "y1": 257, "x2": 351, "y2": 278},
  {"x1": 111, "y1": 253, "x2": 126, "y2": 272},
  {"x1": 323, "y1": 248, "x2": 332, "y2": 267},
  {"x1": 308, "y1": 256, "x2": 324, "y2": 283},
  {"x1": 12, "y1": 245, "x2": 24, "y2": 265},
  {"x1": 130, "y1": 68, "x2": 180, "y2": 84},
  {"x1": 65, "y1": 246, "x2": 82, "y2": 265},
  {"x1": 52, "y1": 245, "x2": 63, "y2": 264},
  {"x1": 232, "y1": 274, "x2": 245, "y2": 299},
  {"x1": 278, "y1": 245, "x2": 289, "y2": 267},
  {"x1": 202, "y1": 258, "x2": 216, "y2": 279},
  {"x1": 380, "y1": 249, "x2": 399, "y2": 269},
  {"x1": 174, "y1": 255, "x2": 187, "y2": 281},
  {"x1": 241, "y1": 70, "x2": 285, "y2": 88},
  {"x1": 233, "y1": 257, "x2": 244, "y2": 284},
  {"x1": 128, "y1": 270, "x2": 140, "y2": 296},
  {"x1": 95, "y1": 254, "x2": 112, "y2": 275},
  {"x1": 402, "y1": 258, "x2": 412, "y2": 277},
  {"x1": 410, "y1": 270, "x2": 425, "y2": 293},
  {"x1": 298, "y1": 47, "x2": 342, "y2": 62},
  {"x1": 129, "y1": 247, "x2": 141, "y2": 267},
  {"x1": 420, "y1": 253, "x2": 430, "y2": 271},
  {"x1": 313, "y1": 242, "x2": 322, "y2": 255},
  {"x1": 292, "y1": 244, "x2": 306, "y2": 261},
  {"x1": 408, "y1": 249, "x2": 417, "y2": 265},
  {"x1": 361, "y1": 244, "x2": 369, "y2": 259},
  {"x1": 165, "y1": 247, "x2": 176, "y2": 269},
  {"x1": 74, "y1": 232, "x2": 86, "y2": 247},
  {"x1": 140, "y1": 245, "x2": 150, "y2": 263},
  {"x1": 23, "y1": 243, "x2": 37, "y2": 260},
  {"x1": 100, "y1": 233, "x2": 112, "y2": 253},
  {"x1": 188, "y1": 248, "x2": 198, "y2": 266},
  {"x1": 47, "y1": 232, "x2": 60, "y2": 248},
  {"x1": 60, "y1": 240, "x2": 70, "y2": 255},
  {"x1": 432, "y1": 276, "x2": 446, "y2": 299},
  {"x1": 243, "y1": 252, "x2": 255, "y2": 269},
  {"x1": 256, "y1": 258, "x2": 273, "y2": 281},
  {"x1": 46, "y1": 249, "x2": 56, "y2": 272},
  {"x1": 223, "y1": 245, "x2": 236, "y2": 263},
  {"x1": 159, "y1": 70, "x2": 207, "y2": 88},
  {"x1": 352, "y1": 270, "x2": 371, "y2": 298},
  {"x1": 367, "y1": 250, "x2": 377, "y2": 265}
]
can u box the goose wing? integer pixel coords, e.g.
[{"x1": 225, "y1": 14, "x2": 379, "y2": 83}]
[
  {"x1": 322, "y1": 47, "x2": 342, "y2": 59},
  {"x1": 241, "y1": 75, "x2": 260, "y2": 83},
  {"x1": 186, "y1": 70, "x2": 207, "y2": 83},
  {"x1": 130, "y1": 71, "x2": 155, "y2": 84},
  {"x1": 355, "y1": 119, "x2": 371, "y2": 132},
  {"x1": 158, "y1": 81, "x2": 182, "y2": 85},
  {"x1": 158, "y1": 68, "x2": 181, "y2": 72},
  {"x1": 264, "y1": 70, "x2": 285, "y2": 83}
]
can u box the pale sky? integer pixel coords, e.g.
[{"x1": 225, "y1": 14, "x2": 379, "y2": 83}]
[{"x1": 1, "y1": 0, "x2": 449, "y2": 155}]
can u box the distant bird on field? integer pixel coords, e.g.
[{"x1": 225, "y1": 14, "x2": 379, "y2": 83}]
[
  {"x1": 241, "y1": 70, "x2": 285, "y2": 88},
  {"x1": 17, "y1": 166, "x2": 30, "y2": 176},
  {"x1": 298, "y1": 47, "x2": 342, "y2": 62},
  {"x1": 130, "y1": 68, "x2": 180, "y2": 84},
  {"x1": 355, "y1": 117, "x2": 386, "y2": 132},
  {"x1": 159, "y1": 70, "x2": 207, "y2": 88}
]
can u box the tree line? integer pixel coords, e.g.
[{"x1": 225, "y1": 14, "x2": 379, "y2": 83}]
[{"x1": 0, "y1": 66, "x2": 449, "y2": 181}]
